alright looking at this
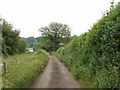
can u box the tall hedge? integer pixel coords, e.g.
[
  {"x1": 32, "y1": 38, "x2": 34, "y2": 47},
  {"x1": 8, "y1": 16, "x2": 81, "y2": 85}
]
[{"x1": 56, "y1": 2, "x2": 120, "y2": 88}]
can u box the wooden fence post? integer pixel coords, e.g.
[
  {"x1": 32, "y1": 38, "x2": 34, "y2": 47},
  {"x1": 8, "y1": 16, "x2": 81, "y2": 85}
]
[{"x1": 3, "y1": 62, "x2": 7, "y2": 75}]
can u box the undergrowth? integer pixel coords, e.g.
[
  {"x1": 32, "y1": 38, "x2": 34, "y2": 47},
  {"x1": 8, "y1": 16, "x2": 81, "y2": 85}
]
[{"x1": 2, "y1": 49, "x2": 49, "y2": 88}]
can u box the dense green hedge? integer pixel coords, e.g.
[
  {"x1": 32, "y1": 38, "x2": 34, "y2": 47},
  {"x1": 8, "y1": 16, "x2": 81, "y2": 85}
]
[{"x1": 55, "y1": 2, "x2": 120, "y2": 88}]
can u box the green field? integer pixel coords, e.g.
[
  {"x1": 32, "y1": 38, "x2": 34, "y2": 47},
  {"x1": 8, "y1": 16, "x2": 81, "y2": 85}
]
[{"x1": 2, "y1": 50, "x2": 49, "y2": 88}]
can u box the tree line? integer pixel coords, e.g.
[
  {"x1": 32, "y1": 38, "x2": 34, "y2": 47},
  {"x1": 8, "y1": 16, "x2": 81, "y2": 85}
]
[
  {"x1": 24, "y1": 22, "x2": 73, "y2": 52},
  {"x1": 0, "y1": 17, "x2": 73, "y2": 56},
  {"x1": 23, "y1": 36, "x2": 41, "y2": 48}
]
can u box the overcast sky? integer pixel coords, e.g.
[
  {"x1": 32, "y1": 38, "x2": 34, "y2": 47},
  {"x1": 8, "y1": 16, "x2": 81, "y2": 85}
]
[{"x1": 0, "y1": 0, "x2": 119, "y2": 37}]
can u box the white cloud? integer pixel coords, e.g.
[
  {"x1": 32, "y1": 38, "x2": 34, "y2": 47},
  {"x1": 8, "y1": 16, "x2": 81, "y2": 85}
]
[{"x1": 0, "y1": 0, "x2": 119, "y2": 37}]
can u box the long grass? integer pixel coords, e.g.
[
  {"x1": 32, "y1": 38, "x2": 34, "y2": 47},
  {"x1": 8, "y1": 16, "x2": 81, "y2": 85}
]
[{"x1": 2, "y1": 51, "x2": 49, "y2": 88}]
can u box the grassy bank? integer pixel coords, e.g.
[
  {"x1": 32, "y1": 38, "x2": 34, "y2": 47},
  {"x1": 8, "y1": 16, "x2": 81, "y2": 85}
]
[
  {"x1": 2, "y1": 50, "x2": 49, "y2": 88},
  {"x1": 55, "y1": 3, "x2": 119, "y2": 88}
]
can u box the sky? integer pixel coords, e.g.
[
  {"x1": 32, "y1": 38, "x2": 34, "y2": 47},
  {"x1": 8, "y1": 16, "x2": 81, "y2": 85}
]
[{"x1": 0, "y1": 0, "x2": 119, "y2": 38}]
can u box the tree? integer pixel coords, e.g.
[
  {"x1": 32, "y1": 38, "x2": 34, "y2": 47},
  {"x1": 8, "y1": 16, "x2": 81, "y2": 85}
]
[
  {"x1": 39, "y1": 22, "x2": 71, "y2": 52},
  {"x1": 2, "y1": 19, "x2": 20, "y2": 55},
  {"x1": 1, "y1": 18, "x2": 27, "y2": 55},
  {"x1": 18, "y1": 39, "x2": 27, "y2": 53},
  {"x1": 0, "y1": 17, "x2": 2, "y2": 55}
]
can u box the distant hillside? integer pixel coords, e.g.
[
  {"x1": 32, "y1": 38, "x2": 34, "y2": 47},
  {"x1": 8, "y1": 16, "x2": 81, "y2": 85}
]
[{"x1": 22, "y1": 36, "x2": 41, "y2": 48}]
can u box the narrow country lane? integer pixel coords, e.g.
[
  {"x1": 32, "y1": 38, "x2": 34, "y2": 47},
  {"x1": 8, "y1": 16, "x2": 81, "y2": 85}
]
[{"x1": 31, "y1": 55, "x2": 80, "y2": 88}]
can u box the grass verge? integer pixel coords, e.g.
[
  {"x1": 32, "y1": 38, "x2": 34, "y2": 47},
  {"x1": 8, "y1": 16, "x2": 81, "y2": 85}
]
[{"x1": 2, "y1": 50, "x2": 49, "y2": 88}]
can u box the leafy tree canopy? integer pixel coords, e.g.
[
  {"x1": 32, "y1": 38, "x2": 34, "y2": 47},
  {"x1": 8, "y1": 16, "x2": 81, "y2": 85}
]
[
  {"x1": 1, "y1": 18, "x2": 27, "y2": 56},
  {"x1": 39, "y1": 22, "x2": 71, "y2": 52}
]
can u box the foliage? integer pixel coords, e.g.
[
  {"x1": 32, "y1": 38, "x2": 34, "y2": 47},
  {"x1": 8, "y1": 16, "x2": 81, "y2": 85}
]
[
  {"x1": 36, "y1": 49, "x2": 49, "y2": 56},
  {"x1": 26, "y1": 36, "x2": 35, "y2": 48},
  {"x1": 2, "y1": 51, "x2": 49, "y2": 88},
  {"x1": 0, "y1": 18, "x2": 2, "y2": 55},
  {"x1": 23, "y1": 36, "x2": 41, "y2": 48},
  {"x1": 1, "y1": 19, "x2": 27, "y2": 56},
  {"x1": 55, "y1": 2, "x2": 120, "y2": 88},
  {"x1": 39, "y1": 22, "x2": 71, "y2": 52},
  {"x1": 0, "y1": 40, "x2": 1, "y2": 52},
  {"x1": 18, "y1": 39, "x2": 27, "y2": 53}
]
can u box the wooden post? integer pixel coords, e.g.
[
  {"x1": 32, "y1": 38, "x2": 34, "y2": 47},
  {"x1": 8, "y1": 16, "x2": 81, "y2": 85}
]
[{"x1": 3, "y1": 62, "x2": 6, "y2": 75}]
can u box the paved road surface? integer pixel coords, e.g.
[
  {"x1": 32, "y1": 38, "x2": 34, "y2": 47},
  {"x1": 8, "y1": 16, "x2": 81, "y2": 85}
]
[{"x1": 31, "y1": 55, "x2": 80, "y2": 88}]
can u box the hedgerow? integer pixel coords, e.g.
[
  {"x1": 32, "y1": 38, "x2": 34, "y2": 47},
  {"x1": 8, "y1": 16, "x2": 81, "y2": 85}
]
[{"x1": 55, "y1": 2, "x2": 120, "y2": 88}]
